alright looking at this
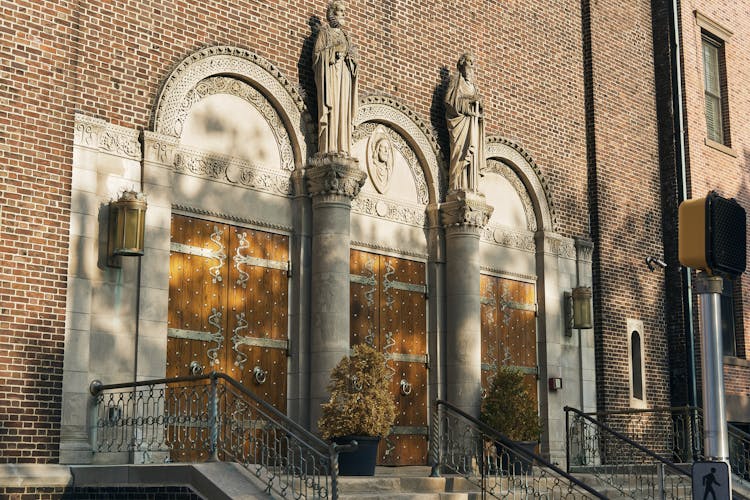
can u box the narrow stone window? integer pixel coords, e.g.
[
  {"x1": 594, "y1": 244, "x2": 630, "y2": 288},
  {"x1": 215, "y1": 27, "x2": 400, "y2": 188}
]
[
  {"x1": 702, "y1": 33, "x2": 730, "y2": 146},
  {"x1": 631, "y1": 331, "x2": 643, "y2": 400},
  {"x1": 627, "y1": 319, "x2": 646, "y2": 408}
]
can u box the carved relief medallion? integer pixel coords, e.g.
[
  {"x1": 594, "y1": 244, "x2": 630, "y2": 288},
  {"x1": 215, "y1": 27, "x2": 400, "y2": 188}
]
[{"x1": 366, "y1": 125, "x2": 394, "y2": 194}]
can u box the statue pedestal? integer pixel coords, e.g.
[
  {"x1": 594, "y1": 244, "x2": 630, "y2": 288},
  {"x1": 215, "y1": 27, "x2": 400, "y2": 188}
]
[
  {"x1": 306, "y1": 153, "x2": 366, "y2": 430},
  {"x1": 441, "y1": 190, "x2": 494, "y2": 417}
]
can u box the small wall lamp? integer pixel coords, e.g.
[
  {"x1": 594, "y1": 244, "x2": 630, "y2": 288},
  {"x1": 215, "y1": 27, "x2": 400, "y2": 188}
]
[
  {"x1": 108, "y1": 190, "x2": 147, "y2": 267},
  {"x1": 564, "y1": 286, "x2": 593, "y2": 336}
]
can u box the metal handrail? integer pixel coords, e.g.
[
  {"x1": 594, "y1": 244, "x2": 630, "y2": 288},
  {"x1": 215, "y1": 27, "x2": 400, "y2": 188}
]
[
  {"x1": 431, "y1": 400, "x2": 606, "y2": 499},
  {"x1": 565, "y1": 405, "x2": 692, "y2": 498},
  {"x1": 90, "y1": 372, "x2": 344, "y2": 499},
  {"x1": 565, "y1": 406, "x2": 691, "y2": 476}
]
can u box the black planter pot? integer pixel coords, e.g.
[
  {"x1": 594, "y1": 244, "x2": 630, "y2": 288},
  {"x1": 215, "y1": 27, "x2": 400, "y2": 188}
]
[
  {"x1": 498, "y1": 440, "x2": 536, "y2": 475},
  {"x1": 333, "y1": 435, "x2": 380, "y2": 476}
]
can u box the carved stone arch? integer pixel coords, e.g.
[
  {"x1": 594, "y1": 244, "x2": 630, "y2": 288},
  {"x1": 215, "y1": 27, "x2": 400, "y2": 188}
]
[
  {"x1": 153, "y1": 46, "x2": 312, "y2": 168},
  {"x1": 355, "y1": 95, "x2": 445, "y2": 204},
  {"x1": 485, "y1": 136, "x2": 558, "y2": 233}
]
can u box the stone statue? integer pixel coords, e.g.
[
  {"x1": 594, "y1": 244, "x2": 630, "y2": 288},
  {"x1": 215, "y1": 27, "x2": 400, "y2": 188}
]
[
  {"x1": 313, "y1": 0, "x2": 358, "y2": 156},
  {"x1": 445, "y1": 52, "x2": 485, "y2": 192}
]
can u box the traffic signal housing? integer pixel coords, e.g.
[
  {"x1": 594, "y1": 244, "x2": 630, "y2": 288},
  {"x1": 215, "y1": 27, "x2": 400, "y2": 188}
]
[{"x1": 678, "y1": 191, "x2": 747, "y2": 277}]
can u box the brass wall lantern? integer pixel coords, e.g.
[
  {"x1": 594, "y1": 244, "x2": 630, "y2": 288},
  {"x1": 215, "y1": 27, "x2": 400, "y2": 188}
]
[
  {"x1": 565, "y1": 286, "x2": 593, "y2": 336},
  {"x1": 108, "y1": 190, "x2": 147, "y2": 266}
]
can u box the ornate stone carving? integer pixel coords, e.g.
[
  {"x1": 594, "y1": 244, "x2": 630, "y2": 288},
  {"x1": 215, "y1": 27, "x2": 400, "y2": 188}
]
[
  {"x1": 486, "y1": 136, "x2": 557, "y2": 232},
  {"x1": 479, "y1": 266, "x2": 537, "y2": 283},
  {"x1": 172, "y1": 203, "x2": 293, "y2": 233},
  {"x1": 185, "y1": 76, "x2": 294, "y2": 172},
  {"x1": 305, "y1": 153, "x2": 366, "y2": 199},
  {"x1": 484, "y1": 159, "x2": 537, "y2": 232},
  {"x1": 354, "y1": 122, "x2": 429, "y2": 205},
  {"x1": 153, "y1": 46, "x2": 310, "y2": 165},
  {"x1": 173, "y1": 147, "x2": 293, "y2": 197},
  {"x1": 352, "y1": 196, "x2": 426, "y2": 227},
  {"x1": 575, "y1": 237, "x2": 594, "y2": 262},
  {"x1": 142, "y1": 131, "x2": 179, "y2": 165},
  {"x1": 537, "y1": 232, "x2": 576, "y2": 259},
  {"x1": 74, "y1": 114, "x2": 141, "y2": 160},
  {"x1": 366, "y1": 125, "x2": 394, "y2": 194},
  {"x1": 481, "y1": 226, "x2": 536, "y2": 252},
  {"x1": 356, "y1": 95, "x2": 444, "y2": 201},
  {"x1": 350, "y1": 240, "x2": 428, "y2": 260},
  {"x1": 446, "y1": 52, "x2": 485, "y2": 193},
  {"x1": 440, "y1": 190, "x2": 494, "y2": 229}
]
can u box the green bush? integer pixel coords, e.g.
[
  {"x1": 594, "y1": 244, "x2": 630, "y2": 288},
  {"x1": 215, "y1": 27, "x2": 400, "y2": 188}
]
[{"x1": 480, "y1": 364, "x2": 541, "y2": 442}]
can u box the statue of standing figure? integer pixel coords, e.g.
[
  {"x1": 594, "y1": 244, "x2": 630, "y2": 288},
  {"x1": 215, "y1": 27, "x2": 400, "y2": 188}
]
[
  {"x1": 445, "y1": 52, "x2": 485, "y2": 192},
  {"x1": 313, "y1": 0, "x2": 358, "y2": 156}
]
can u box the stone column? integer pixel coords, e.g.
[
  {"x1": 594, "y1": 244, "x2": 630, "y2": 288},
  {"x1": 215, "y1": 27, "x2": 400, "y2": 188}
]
[
  {"x1": 441, "y1": 190, "x2": 493, "y2": 417},
  {"x1": 306, "y1": 153, "x2": 366, "y2": 429}
]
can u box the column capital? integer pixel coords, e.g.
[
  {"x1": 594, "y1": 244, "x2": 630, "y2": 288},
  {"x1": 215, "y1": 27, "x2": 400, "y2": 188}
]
[
  {"x1": 440, "y1": 190, "x2": 494, "y2": 230},
  {"x1": 306, "y1": 153, "x2": 367, "y2": 200}
]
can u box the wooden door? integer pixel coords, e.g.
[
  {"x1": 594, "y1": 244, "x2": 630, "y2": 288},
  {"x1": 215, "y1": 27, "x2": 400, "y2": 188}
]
[
  {"x1": 480, "y1": 275, "x2": 538, "y2": 410},
  {"x1": 167, "y1": 215, "x2": 289, "y2": 460},
  {"x1": 350, "y1": 250, "x2": 428, "y2": 465}
]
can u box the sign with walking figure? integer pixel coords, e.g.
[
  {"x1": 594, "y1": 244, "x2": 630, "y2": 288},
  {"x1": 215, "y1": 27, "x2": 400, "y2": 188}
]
[{"x1": 692, "y1": 461, "x2": 731, "y2": 500}]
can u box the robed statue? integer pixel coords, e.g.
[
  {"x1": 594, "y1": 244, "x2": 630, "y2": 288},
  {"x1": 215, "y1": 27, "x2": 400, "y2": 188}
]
[
  {"x1": 445, "y1": 52, "x2": 485, "y2": 192},
  {"x1": 313, "y1": 0, "x2": 358, "y2": 155}
]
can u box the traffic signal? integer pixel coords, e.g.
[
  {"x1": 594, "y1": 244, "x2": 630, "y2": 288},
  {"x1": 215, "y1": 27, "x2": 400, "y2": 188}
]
[{"x1": 678, "y1": 191, "x2": 747, "y2": 276}]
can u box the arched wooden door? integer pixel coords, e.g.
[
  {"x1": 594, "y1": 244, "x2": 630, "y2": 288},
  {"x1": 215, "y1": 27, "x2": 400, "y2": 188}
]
[
  {"x1": 480, "y1": 275, "x2": 538, "y2": 411},
  {"x1": 350, "y1": 249, "x2": 429, "y2": 465},
  {"x1": 167, "y1": 214, "x2": 290, "y2": 458}
]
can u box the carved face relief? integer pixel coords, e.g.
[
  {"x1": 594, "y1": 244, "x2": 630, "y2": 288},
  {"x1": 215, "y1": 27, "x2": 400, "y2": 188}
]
[{"x1": 366, "y1": 125, "x2": 394, "y2": 194}]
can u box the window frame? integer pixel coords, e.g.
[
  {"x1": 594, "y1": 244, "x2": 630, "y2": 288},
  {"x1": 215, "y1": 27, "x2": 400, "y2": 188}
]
[
  {"x1": 695, "y1": 11, "x2": 733, "y2": 149},
  {"x1": 627, "y1": 319, "x2": 648, "y2": 409}
]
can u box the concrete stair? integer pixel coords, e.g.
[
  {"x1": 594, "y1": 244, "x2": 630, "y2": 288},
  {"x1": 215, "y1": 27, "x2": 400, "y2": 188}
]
[{"x1": 338, "y1": 467, "x2": 480, "y2": 499}]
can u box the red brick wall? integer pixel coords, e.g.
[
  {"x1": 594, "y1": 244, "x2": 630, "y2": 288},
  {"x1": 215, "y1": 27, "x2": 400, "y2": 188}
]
[
  {"x1": 1, "y1": 1, "x2": 72, "y2": 463},
  {"x1": 585, "y1": 0, "x2": 671, "y2": 411},
  {"x1": 679, "y1": 1, "x2": 750, "y2": 405}
]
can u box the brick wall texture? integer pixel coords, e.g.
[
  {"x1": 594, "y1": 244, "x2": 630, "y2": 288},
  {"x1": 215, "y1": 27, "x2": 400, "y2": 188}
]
[{"x1": 1, "y1": 0, "x2": 748, "y2": 463}]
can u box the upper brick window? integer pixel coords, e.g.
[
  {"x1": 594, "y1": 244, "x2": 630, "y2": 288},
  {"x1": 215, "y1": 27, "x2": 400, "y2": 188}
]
[
  {"x1": 702, "y1": 33, "x2": 729, "y2": 146},
  {"x1": 695, "y1": 11, "x2": 733, "y2": 149}
]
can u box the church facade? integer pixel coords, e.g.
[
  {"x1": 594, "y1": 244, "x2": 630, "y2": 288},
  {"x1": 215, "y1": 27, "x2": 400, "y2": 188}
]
[{"x1": 1, "y1": 0, "x2": 749, "y2": 490}]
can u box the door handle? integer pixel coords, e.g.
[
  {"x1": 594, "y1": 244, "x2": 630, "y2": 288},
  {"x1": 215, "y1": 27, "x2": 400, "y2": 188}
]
[
  {"x1": 400, "y1": 379, "x2": 412, "y2": 396},
  {"x1": 189, "y1": 361, "x2": 204, "y2": 376},
  {"x1": 253, "y1": 365, "x2": 268, "y2": 385}
]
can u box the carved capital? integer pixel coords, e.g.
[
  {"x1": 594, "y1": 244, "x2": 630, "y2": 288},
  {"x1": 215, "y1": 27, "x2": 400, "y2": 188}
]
[
  {"x1": 575, "y1": 237, "x2": 594, "y2": 263},
  {"x1": 440, "y1": 190, "x2": 494, "y2": 229},
  {"x1": 305, "y1": 153, "x2": 366, "y2": 199},
  {"x1": 143, "y1": 131, "x2": 179, "y2": 165}
]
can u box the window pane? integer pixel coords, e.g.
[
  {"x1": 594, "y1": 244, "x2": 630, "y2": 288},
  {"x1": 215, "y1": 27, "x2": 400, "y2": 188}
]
[
  {"x1": 721, "y1": 280, "x2": 736, "y2": 357},
  {"x1": 705, "y1": 95, "x2": 724, "y2": 143},
  {"x1": 631, "y1": 331, "x2": 643, "y2": 400},
  {"x1": 703, "y1": 41, "x2": 720, "y2": 94}
]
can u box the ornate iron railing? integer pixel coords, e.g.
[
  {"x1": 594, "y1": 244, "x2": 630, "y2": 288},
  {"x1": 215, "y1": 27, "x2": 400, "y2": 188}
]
[
  {"x1": 729, "y1": 424, "x2": 750, "y2": 483},
  {"x1": 566, "y1": 405, "x2": 703, "y2": 465},
  {"x1": 429, "y1": 400, "x2": 606, "y2": 499},
  {"x1": 90, "y1": 372, "x2": 346, "y2": 499},
  {"x1": 565, "y1": 406, "x2": 692, "y2": 498},
  {"x1": 564, "y1": 405, "x2": 750, "y2": 486}
]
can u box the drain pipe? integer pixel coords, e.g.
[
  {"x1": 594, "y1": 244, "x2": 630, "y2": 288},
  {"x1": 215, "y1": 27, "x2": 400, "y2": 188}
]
[{"x1": 669, "y1": 0, "x2": 699, "y2": 424}]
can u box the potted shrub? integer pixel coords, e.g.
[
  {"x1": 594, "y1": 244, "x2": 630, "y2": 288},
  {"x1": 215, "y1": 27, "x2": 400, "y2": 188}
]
[
  {"x1": 480, "y1": 364, "x2": 542, "y2": 474},
  {"x1": 318, "y1": 343, "x2": 397, "y2": 475}
]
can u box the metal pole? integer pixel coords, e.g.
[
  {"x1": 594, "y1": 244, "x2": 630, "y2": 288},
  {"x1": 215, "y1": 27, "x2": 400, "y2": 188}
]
[
  {"x1": 695, "y1": 274, "x2": 729, "y2": 461},
  {"x1": 208, "y1": 372, "x2": 219, "y2": 462}
]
